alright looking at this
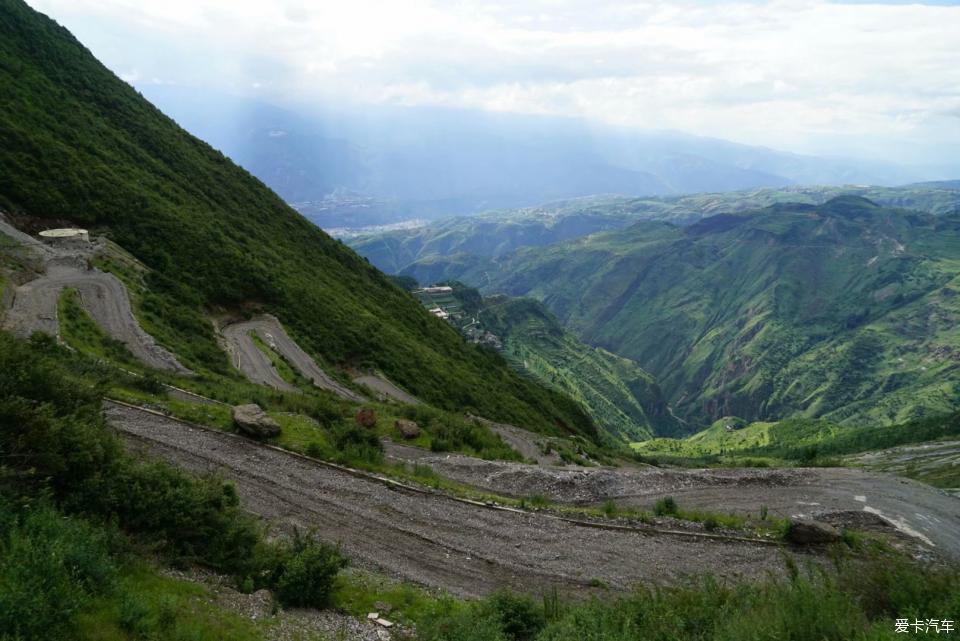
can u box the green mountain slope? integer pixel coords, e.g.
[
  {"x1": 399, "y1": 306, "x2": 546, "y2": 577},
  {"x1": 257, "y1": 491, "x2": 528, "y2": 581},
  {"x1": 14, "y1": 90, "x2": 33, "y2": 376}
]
[
  {"x1": 347, "y1": 184, "x2": 960, "y2": 282},
  {"x1": 0, "y1": 0, "x2": 594, "y2": 438},
  {"x1": 478, "y1": 296, "x2": 683, "y2": 441},
  {"x1": 485, "y1": 196, "x2": 960, "y2": 427},
  {"x1": 348, "y1": 197, "x2": 645, "y2": 275}
]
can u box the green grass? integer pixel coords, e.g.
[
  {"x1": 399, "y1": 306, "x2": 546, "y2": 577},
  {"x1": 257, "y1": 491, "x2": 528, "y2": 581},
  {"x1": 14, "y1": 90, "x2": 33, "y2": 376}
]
[
  {"x1": 58, "y1": 288, "x2": 143, "y2": 369},
  {"x1": 75, "y1": 563, "x2": 274, "y2": 641},
  {"x1": 249, "y1": 332, "x2": 315, "y2": 391},
  {"x1": 414, "y1": 551, "x2": 960, "y2": 641}
]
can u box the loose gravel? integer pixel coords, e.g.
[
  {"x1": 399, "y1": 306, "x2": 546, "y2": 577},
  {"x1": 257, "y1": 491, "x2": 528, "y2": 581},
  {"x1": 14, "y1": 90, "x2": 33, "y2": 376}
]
[{"x1": 109, "y1": 402, "x2": 802, "y2": 598}]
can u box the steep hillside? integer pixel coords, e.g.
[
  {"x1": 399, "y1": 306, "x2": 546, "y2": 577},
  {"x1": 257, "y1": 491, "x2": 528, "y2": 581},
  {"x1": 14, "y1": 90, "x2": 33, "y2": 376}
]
[
  {"x1": 478, "y1": 296, "x2": 682, "y2": 441},
  {"x1": 0, "y1": 0, "x2": 594, "y2": 438},
  {"x1": 348, "y1": 184, "x2": 960, "y2": 280},
  {"x1": 484, "y1": 196, "x2": 960, "y2": 427}
]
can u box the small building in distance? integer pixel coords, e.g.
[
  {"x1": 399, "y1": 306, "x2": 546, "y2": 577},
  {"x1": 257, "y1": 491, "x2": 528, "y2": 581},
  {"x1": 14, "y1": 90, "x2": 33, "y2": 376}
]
[
  {"x1": 39, "y1": 228, "x2": 90, "y2": 247},
  {"x1": 428, "y1": 307, "x2": 450, "y2": 320},
  {"x1": 420, "y1": 286, "x2": 453, "y2": 295}
]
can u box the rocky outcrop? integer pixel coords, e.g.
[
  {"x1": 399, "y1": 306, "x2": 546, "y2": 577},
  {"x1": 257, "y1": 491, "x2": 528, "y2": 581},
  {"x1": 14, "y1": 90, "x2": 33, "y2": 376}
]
[
  {"x1": 785, "y1": 519, "x2": 842, "y2": 545},
  {"x1": 394, "y1": 419, "x2": 421, "y2": 440},
  {"x1": 355, "y1": 408, "x2": 378, "y2": 428},
  {"x1": 233, "y1": 404, "x2": 281, "y2": 439}
]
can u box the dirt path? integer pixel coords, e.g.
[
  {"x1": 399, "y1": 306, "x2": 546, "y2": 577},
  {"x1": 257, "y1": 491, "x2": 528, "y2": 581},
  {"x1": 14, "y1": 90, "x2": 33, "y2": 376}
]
[
  {"x1": 383, "y1": 446, "x2": 960, "y2": 559},
  {"x1": 108, "y1": 402, "x2": 804, "y2": 598},
  {"x1": 352, "y1": 374, "x2": 420, "y2": 405},
  {"x1": 221, "y1": 315, "x2": 364, "y2": 401},
  {"x1": 2, "y1": 251, "x2": 190, "y2": 374}
]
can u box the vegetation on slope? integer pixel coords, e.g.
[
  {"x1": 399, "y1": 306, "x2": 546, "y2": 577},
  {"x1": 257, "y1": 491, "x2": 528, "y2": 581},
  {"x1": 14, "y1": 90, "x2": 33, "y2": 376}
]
[
  {"x1": 0, "y1": 0, "x2": 594, "y2": 439},
  {"x1": 347, "y1": 184, "x2": 960, "y2": 281},
  {"x1": 635, "y1": 411, "x2": 960, "y2": 488},
  {"x1": 479, "y1": 295, "x2": 683, "y2": 441},
  {"x1": 417, "y1": 559, "x2": 960, "y2": 641},
  {"x1": 0, "y1": 332, "x2": 352, "y2": 640},
  {"x1": 482, "y1": 197, "x2": 960, "y2": 427}
]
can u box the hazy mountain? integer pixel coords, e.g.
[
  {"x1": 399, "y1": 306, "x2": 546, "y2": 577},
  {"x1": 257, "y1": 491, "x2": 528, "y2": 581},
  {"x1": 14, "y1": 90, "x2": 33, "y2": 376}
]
[{"x1": 139, "y1": 85, "x2": 925, "y2": 227}]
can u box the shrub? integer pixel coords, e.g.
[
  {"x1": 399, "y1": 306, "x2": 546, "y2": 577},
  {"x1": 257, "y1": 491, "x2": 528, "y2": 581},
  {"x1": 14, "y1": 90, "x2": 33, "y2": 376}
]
[
  {"x1": 480, "y1": 591, "x2": 545, "y2": 641},
  {"x1": 332, "y1": 422, "x2": 383, "y2": 466},
  {"x1": 0, "y1": 504, "x2": 116, "y2": 641},
  {"x1": 654, "y1": 496, "x2": 678, "y2": 516},
  {"x1": 273, "y1": 536, "x2": 349, "y2": 609}
]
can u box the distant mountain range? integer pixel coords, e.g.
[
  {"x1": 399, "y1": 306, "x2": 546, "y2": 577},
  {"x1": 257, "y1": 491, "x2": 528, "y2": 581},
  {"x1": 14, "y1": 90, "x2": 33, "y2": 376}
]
[
  {"x1": 350, "y1": 189, "x2": 960, "y2": 428},
  {"x1": 347, "y1": 184, "x2": 960, "y2": 277},
  {"x1": 139, "y1": 85, "x2": 938, "y2": 227}
]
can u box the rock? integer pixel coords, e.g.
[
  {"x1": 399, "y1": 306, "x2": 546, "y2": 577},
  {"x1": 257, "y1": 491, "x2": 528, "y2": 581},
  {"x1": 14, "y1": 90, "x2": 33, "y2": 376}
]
[
  {"x1": 786, "y1": 519, "x2": 842, "y2": 545},
  {"x1": 355, "y1": 408, "x2": 378, "y2": 428},
  {"x1": 233, "y1": 404, "x2": 281, "y2": 439},
  {"x1": 394, "y1": 419, "x2": 421, "y2": 440},
  {"x1": 248, "y1": 589, "x2": 273, "y2": 619}
]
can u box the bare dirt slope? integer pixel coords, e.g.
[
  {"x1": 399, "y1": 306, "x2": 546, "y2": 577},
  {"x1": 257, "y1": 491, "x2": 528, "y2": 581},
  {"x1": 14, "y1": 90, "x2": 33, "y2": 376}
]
[
  {"x1": 0, "y1": 219, "x2": 189, "y2": 374},
  {"x1": 383, "y1": 445, "x2": 960, "y2": 559},
  {"x1": 109, "y1": 402, "x2": 804, "y2": 598},
  {"x1": 222, "y1": 315, "x2": 364, "y2": 401}
]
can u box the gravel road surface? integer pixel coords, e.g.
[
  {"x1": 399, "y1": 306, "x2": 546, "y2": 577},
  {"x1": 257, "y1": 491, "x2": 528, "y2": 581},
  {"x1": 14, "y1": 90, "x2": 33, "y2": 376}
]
[
  {"x1": 109, "y1": 402, "x2": 803, "y2": 597},
  {"x1": 385, "y1": 444, "x2": 960, "y2": 559},
  {"x1": 3, "y1": 255, "x2": 190, "y2": 374},
  {"x1": 352, "y1": 374, "x2": 420, "y2": 405},
  {"x1": 222, "y1": 315, "x2": 364, "y2": 401}
]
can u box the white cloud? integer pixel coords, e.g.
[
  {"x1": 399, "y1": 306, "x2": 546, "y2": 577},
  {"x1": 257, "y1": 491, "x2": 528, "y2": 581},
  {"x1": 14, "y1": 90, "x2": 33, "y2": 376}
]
[{"x1": 25, "y1": 0, "x2": 960, "y2": 165}]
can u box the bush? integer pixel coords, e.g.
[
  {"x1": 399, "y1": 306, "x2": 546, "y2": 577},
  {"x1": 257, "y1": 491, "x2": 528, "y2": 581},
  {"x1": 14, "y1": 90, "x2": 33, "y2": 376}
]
[
  {"x1": 273, "y1": 535, "x2": 349, "y2": 609},
  {"x1": 481, "y1": 591, "x2": 546, "y2": 641},
  {"x1": 654, "y1": 496, "x2": 678, "y2": 516},
  {"x1": 0, "y1": 504, "x2": 117, "y2": 641},
  {"x1": 332, "y1": 423, "x2": 383, "y2": 466}
]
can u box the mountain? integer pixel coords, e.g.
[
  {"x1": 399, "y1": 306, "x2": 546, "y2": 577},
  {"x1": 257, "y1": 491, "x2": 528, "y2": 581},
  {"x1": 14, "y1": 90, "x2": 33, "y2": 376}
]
[
  {"x1": 139, "y1": 85, "x2": 929, "y2": 226},
  {"x1": 348, "y1": 196, "x2": 645, "y2": 275},
  {"x1": 463, "y1": 196, "x2": 960, "y2": 428},
  {"x1": 478, "y1": 296, "x2": 682, "y2": 441},
  {"x1": 347, "y1": 184, "x2": 960, "y2": 278},
  {"x1": 0, "y1": 0, "x2": 594, "y2": 438}
]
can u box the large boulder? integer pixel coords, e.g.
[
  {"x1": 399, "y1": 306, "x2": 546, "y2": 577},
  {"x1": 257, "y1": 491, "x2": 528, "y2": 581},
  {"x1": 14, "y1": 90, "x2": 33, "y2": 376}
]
[
  {"x1": 355, "y1": 408, "x2": 378, "y2": 428},
  {"x1": 233, "y1": 404, "x2": 281, "y2": 439},
  {"x1": 785, "y1": 519, "x2": 842, "y2": 545},
  {"x1": 394, "y1": 419, "x2": 421, "y2": 440}
]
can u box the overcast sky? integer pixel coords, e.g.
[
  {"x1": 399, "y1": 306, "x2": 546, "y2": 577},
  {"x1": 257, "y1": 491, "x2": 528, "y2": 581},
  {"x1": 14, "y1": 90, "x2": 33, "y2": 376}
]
[{"x1": 26, "y1": 0, "x2": 960, "y2": 168}]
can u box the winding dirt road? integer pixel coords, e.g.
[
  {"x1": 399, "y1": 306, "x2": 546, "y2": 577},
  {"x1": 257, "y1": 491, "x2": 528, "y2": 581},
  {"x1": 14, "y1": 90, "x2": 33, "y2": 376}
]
[
  {"x1": 0, "y1": 219, "x2": 190, "y2": 374},
  {"x1": 221, "y1": 315, "x2": 364, "y2": 401},
  {"x1": 351, "y1": 374, "x2": 420, "y2": 404},
  {"x1": 384, "y1": 443, "x2": 960, "y2": 559},
  {"x1": 109, "y1": 402, "x2": 805, "y2": 598}
]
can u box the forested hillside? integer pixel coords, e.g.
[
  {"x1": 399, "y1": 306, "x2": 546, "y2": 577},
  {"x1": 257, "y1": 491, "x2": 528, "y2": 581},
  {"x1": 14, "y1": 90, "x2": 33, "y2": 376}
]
[
  {"x1": 479, "y1": 296, "x2": 683, "y2": 441},
  {"x1": 482, "y1": 197, "x2": 960, "y2": 427},
  {"x1": 0, "y1": 0, "x2": 593, "y2": 437},
  {"x1": 348, "y1": 183, "x2": 960, "y2": 280}
]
